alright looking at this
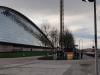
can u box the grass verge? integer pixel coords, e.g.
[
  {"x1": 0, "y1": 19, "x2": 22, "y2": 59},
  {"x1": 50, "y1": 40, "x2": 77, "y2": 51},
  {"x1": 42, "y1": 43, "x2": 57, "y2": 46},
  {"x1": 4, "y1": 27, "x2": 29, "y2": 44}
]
[{"x1": 0, "y1": 51, "x2": 51, "y2": 58}]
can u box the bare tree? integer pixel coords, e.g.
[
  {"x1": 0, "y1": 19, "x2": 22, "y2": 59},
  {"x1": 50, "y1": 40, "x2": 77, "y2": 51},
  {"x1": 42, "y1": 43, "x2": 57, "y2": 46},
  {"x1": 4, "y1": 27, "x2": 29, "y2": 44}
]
[
  {"x1": 41, "y1": 23, "x2": 59, "y2": 47},
  {"x1": 40, "y1": 23, "x2": 51, "y2": 47},
  {"x1": 41, "y1": 23, "x2": 75, "y2": 48},
  {"x1": 49, "y1": 28, "x2": 59, "y2": 47},
  {"x1": 41, "y1": 23, "x2": 51, "y2": 38},
  {"x1": 63, "y1": 30, "x2": 75, "y2": 48}
]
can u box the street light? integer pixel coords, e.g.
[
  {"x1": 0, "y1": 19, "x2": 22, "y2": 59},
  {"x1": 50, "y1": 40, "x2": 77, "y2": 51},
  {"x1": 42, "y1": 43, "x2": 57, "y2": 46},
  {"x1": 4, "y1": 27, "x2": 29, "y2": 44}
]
[
  {"x1": 82, "y1": 0, "x2": 98, "y2": 75},
  {"x1": 59, "y1": 0, "x2": 64, "y2": 49},
  {"x1": 79, "y1": 40, "x2": 83, "y2": 50},
  {"x1": 58, "y1": 0, "x2": 64, "y2": 59}
]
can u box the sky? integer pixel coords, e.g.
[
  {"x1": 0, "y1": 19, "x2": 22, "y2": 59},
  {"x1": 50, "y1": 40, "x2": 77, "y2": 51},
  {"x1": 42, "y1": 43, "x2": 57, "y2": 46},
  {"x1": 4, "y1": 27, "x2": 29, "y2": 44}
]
[{"x1": 0, "y1": 0, "x2": 100, "y2": 48}]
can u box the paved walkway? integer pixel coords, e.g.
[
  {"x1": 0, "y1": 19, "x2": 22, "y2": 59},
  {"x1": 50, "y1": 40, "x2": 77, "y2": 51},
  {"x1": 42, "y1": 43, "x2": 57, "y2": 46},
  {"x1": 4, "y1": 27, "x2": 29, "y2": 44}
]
[
  {"x1": 0, "y1": 56, "x2": 99, "y2": 75},
  {"x1": 0, "y1": 56, "x2": 42, "y2": 65}
]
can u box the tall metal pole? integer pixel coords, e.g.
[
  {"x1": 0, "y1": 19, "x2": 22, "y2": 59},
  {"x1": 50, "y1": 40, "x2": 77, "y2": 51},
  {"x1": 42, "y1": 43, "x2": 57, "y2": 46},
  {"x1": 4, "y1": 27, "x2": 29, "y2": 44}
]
[
  {"x1": 79, "y1": 40, "x2": 81, "y2": 50},
  {"x1": 60, "y1": 0, "x2": 64, "y2": 49},
  {"x1": 82, "y1": 40, "x2": 83, "y2": 50},
  {"x1": 82, "y1": 0, "x2": 98, "y2": 73},
  {"x1": 94, "y1": 0, "x2": 98, "y2": 75}
]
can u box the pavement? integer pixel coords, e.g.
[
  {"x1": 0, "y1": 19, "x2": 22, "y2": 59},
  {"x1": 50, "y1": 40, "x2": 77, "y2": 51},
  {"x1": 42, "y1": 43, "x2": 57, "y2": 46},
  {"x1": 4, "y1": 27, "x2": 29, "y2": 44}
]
[{"x1": 0, "y1": 55, "x2": 99, "y2": 75}]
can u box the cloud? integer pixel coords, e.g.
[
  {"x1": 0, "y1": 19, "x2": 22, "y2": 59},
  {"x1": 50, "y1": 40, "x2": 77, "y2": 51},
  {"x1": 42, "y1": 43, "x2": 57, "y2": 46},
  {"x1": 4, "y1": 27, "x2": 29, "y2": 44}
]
[
  {"x1": 0, "y1": 0, "x2": 100, "y2": 48},
  {"x1": 75, "y1": 39, "x2": 94, "y2": 48}
]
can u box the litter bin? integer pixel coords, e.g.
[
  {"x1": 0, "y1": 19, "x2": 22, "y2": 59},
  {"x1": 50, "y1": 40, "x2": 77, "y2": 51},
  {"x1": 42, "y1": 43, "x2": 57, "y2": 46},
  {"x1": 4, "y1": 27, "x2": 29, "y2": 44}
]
[
  {"x1": 64, "y1": 48, "x2": 74, "y2": 60},
  {"x1": 66, "y1": 52, "x2": 74, "y2": 60}
]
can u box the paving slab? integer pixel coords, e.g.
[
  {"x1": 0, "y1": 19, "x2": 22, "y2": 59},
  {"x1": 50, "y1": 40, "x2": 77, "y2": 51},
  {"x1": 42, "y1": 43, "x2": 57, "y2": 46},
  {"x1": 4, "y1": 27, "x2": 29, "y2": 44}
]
[{"x1": 0, "y1": 57, "x2": 99, "y2": 75}]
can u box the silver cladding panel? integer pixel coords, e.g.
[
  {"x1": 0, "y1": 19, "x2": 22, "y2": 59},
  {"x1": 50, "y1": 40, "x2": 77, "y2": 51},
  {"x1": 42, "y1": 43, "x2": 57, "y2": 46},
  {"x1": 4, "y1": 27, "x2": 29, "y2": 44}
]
[{"x1": 0, "y1": 7, "x2": 47, "y2": 47}]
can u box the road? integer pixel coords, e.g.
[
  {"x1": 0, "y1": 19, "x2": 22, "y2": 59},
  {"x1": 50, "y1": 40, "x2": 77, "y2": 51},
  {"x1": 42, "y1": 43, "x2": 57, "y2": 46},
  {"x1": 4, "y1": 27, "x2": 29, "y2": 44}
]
[{"x1": 0, "y1": 55, "x2": 99, "y2": 75}]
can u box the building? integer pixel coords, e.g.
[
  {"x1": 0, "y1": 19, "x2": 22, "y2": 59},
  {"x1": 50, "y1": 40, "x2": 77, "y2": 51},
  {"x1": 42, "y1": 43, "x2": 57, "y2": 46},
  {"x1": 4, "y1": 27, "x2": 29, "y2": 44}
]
[{"x1": 0, "y1": 6, "x2": 53, "y2": 52}]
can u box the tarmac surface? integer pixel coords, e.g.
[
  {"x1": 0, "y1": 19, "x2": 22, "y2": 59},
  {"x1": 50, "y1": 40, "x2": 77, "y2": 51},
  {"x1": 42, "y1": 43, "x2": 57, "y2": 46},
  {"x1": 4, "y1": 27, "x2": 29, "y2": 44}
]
[{"x1": 0, "y1": 56, "x2": 99, "y2": 75}]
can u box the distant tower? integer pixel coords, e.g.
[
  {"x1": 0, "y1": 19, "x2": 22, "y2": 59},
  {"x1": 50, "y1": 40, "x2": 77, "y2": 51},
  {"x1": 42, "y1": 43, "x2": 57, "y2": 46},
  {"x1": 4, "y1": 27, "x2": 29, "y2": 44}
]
[{"x1": 59, "y1": 0, "x2": 64, "y2": 49}]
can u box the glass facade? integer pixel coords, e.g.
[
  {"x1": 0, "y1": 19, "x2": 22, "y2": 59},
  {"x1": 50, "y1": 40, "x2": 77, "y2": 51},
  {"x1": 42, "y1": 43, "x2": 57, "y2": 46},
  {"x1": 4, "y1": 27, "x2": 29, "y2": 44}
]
[{"x1": 0, "y1": 6, "x2": 53, "y2": 47}]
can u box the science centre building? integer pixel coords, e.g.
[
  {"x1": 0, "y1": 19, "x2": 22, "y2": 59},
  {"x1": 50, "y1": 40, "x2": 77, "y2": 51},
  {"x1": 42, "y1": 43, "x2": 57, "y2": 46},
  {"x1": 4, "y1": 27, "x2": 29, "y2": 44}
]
[{"x1": 0, "y1": 6, "x2": 53, "y2": 52}]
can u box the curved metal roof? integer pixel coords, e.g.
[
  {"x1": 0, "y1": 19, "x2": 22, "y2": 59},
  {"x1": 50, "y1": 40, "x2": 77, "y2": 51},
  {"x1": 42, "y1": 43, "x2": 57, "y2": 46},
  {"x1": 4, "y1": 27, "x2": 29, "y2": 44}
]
[{"x1": 0, "y1": 6, "x2": 53, "y2": 48}]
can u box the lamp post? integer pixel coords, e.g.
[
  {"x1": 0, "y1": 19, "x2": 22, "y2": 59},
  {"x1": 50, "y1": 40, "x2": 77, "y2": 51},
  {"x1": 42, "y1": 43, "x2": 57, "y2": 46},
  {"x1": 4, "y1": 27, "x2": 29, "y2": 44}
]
[
  {"x1": 79, "y1": 40, "x2": 83, "y2": 59},
  {"x1": 58, "y1": 0, "x2": 64, "y2": 59},
  {"x1": 79, "y1": 40, "x2": 81, "y2": 50},
  {"x1": 94, "y1": 0, "x2": 98, "y2": 75},
  {"x1": 82, "y1": 0, "x2": 98, "y2": 75},
  {"x1": 79, "y1": 40, "x2": 83, "y2": 50},
  {"x1": 60, "y1": 0, "x2": 64, "y2": 50}
]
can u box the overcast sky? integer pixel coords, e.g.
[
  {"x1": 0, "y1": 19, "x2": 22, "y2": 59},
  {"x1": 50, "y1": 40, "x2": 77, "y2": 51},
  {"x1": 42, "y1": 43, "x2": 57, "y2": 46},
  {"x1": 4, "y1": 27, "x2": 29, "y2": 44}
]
[{"x1": 0, "y1": 0, "x2": 100, "y2": 48}]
